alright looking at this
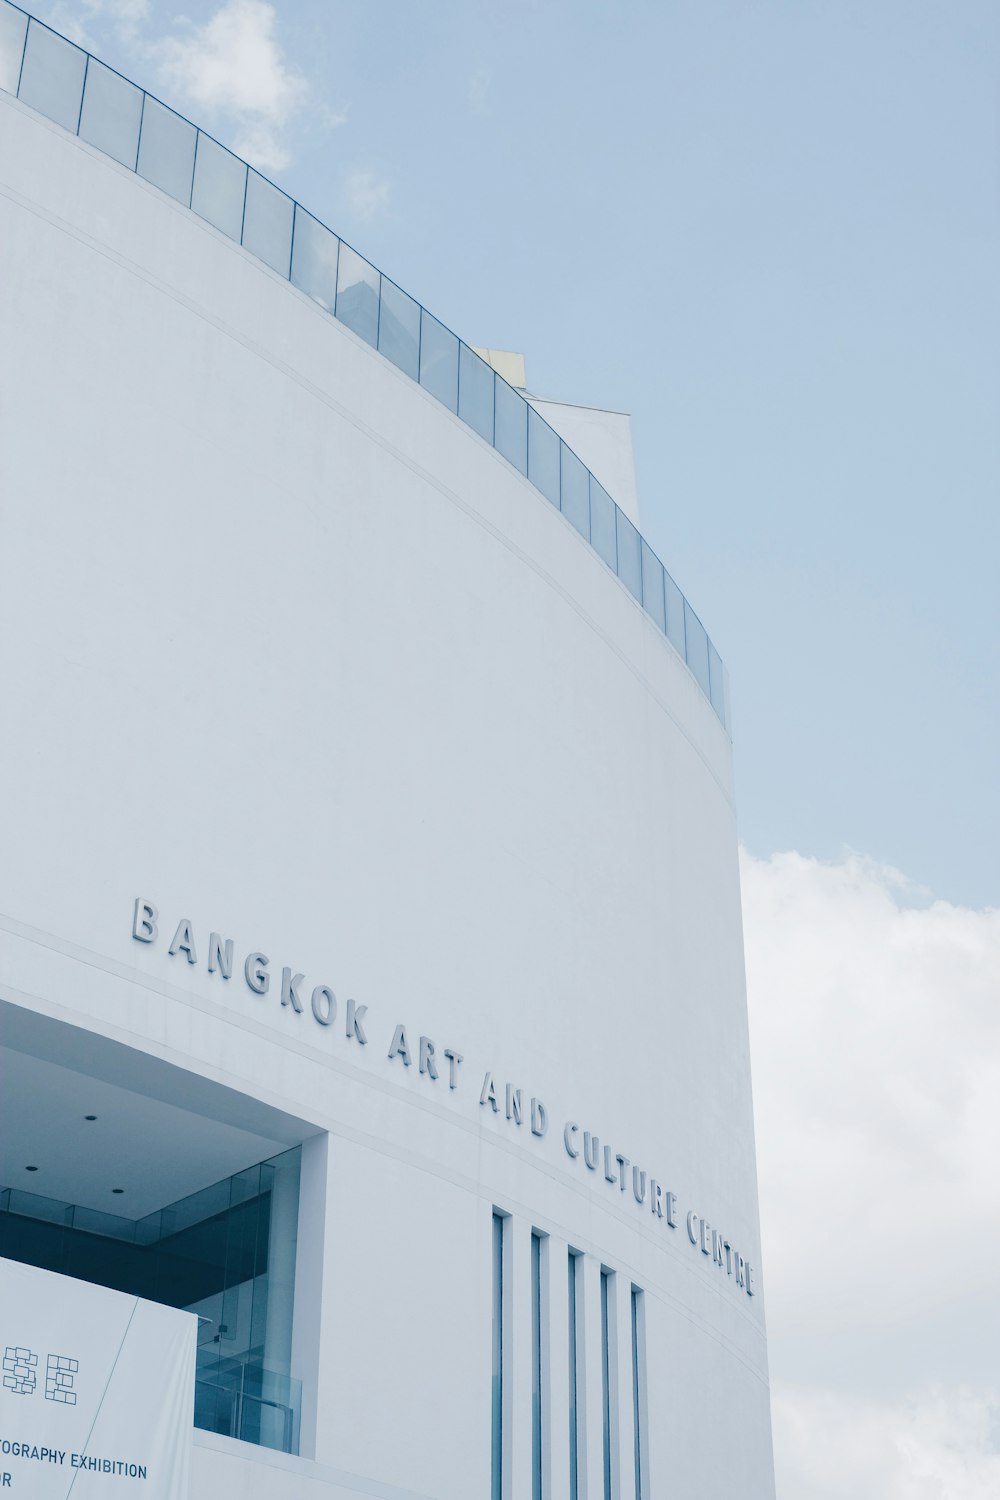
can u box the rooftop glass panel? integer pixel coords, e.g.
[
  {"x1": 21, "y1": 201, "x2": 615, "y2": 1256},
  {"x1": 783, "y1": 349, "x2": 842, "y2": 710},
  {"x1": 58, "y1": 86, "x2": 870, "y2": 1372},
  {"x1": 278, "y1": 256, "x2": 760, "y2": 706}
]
[
  {"x1": 458, "y1": 342, "x2": 495, "y2": 444},
  {"x1": 528, "y1": 407, "x2": 560, "y2": 508},
  {"x1": 243, "y1": 168, "x2": 293, "y2": 277},
  {"x1": 0, "y1": 2, "x2": 27, "y2": 97},
  {"x1": 17, "y1": 19, "x2": 84, "y2": 133},
  {"x1": 589, "y1": 479, "x2": 617, "y2": 571},
  {"x1": 336, "y1": 242, "x2": 379, "y2": 348},
  {"x1": 616, "y1": 510, "x2": 642, "y2": 602},
  {"x1": 78, "y1": 58, "x2": 142, "y2": 170},
  {"x1": 419, "y1": 311, "x2": 459, "y2": 412},
  {"x1": 191, "y1": 132, "x2": 246, "y2": 241},
  {"x1": 136, "y1": 95, "x2": 195, "y2": 206},
  {"x1": 494, "y1": 378, "x2": 528, "y2": 476},
  {"x1": 378, "y1": 277, "x2": 420, "y2": 381},
  {"x1": 561, "y1": 444, "x2": 590, "y2": 540},
  {"x1": 290, "y1": 206, "x2": 339, "y2": 312}
]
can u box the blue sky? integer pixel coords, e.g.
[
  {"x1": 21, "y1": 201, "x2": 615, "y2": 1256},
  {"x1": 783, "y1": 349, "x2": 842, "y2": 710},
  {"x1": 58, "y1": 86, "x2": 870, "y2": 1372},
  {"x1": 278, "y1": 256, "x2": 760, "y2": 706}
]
[
  {"x1": 25, "y1": 3, "x2": 1000, "y2": 1493},
  {"x1": 51, "y1": 0, "x2": 999, "y2": 909},
  {"x1": 45, "y1": 0, "x2": 999, "y2": 907}
]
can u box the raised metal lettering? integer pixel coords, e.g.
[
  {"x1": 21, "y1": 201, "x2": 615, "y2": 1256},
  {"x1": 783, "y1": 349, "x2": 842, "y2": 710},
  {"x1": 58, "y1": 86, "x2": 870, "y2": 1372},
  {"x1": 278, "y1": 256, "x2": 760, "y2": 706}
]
[
  {"x1": 281, "y1": 967, "x2": 304, "y2": 1012},
  {"x1": 388, "y1": 1024, "x2": 411, "y2": 1065},
  {"x1": 168, "y1": 919, "x2": 197, "y2": 965},
  {"x1": 132, "y1": 898, "x2": 158, "y2": 944},
  {"x1": 208, "y1": 933, "x2": 233, "y2": 979}
]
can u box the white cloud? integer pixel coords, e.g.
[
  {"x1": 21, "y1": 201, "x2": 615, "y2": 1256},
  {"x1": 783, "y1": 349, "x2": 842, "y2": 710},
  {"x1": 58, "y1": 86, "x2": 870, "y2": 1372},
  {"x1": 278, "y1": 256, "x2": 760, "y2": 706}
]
[
  {"x1": 155, "y1": 0, "x2": 307, "y2": 173},
  {"x1": 741, "y1": 849, "x2": 1000, "y2": 1496},
  {"x1": 343, "y1": 168, "x2": 390, "y2": 224},
  {"x1": 772, "y1": 1385, "x2": 1000, "y2": 1500}
]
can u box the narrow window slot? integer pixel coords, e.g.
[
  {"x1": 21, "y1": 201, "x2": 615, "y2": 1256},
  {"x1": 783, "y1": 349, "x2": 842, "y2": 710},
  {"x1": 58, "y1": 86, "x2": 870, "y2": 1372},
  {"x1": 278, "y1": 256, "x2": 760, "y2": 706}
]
[
  {"x1": 568, "y1": 1250, "x2": 581, "y2": 1500},
  {"x1": 492, "y1": 1211, "x2": 505, "y2": 1500},
  {"x1": 531, "y1": 1230, "x2": 543, "y2": 1499},
  {"x1": 601, "y1": 1268, "x2": 616, "y2": 1500},
  {"x1": 631, "y1": 1286, "x2": 647, "y2": 1499}
]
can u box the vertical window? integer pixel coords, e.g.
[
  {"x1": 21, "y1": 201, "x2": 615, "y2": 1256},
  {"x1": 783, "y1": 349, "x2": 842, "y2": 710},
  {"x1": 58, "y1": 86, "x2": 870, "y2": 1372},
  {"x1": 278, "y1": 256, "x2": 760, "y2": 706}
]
[
  {"x1": 492, "y1": 1212, "x2": 505, "y2": 1500},
  {"x1": 631, "y1": 1287, "x2": 647, "y2": 1500},
  {"x1": 568, "y1": 1250, "x2": 580, "y2": 1500},
  {"x1": 601, "y1": 1268, "x2": 615, "y2": 1500},
  {"x1": 531, "y1": 1231, "x2": 542, "y2": 1500}
]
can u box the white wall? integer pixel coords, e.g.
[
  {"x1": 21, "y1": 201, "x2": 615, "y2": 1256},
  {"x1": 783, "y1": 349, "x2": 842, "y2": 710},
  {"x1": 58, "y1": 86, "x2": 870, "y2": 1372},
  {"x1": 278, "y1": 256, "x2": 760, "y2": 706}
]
[{"x1": 0, "y1": 92, "x2": 774, "y2": 1500}]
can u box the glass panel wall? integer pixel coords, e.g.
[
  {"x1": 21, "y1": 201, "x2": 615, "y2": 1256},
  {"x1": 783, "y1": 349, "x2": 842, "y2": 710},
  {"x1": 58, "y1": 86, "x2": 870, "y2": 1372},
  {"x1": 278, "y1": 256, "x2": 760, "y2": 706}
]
[{"x1": 0, "y1": 1147, "x2": 302, "y2": 1455}]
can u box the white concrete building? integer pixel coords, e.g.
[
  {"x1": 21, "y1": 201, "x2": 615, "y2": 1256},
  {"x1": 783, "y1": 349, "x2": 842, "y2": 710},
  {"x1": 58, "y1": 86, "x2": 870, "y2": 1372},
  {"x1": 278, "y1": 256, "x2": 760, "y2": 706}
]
[{"x1": 0, "y1": 8, "x2": 776, "y2": 1497}]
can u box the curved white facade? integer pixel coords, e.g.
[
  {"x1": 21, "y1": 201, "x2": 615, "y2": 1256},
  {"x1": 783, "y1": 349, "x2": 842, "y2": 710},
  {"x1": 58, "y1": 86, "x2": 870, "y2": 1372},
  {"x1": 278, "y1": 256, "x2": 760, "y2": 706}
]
[{"x1": 0, "y1": 22, "x2": 774, "y2": 1499}]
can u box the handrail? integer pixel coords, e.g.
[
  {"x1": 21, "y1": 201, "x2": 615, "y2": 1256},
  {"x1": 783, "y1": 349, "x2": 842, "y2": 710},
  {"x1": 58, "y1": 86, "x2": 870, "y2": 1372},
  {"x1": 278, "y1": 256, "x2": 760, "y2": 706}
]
[{"x1": 0, "y1": 2, "x2": 730, "y2": 732}]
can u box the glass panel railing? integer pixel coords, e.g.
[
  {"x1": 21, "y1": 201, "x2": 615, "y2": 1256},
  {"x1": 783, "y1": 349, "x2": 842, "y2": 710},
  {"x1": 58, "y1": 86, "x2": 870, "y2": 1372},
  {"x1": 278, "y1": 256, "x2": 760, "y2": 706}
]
[
  {"x1": 136, "y1": 94, "x2": 195, "y2": 206},
  {"x1": 290, "y1": 205, "x2": 339, "y2": 312},
  {"x1": 0, "y1": 0, "x2": 732, "y2": 734},
  {"x1": 458, "y1": 342, "x2": 495, "y2": 444},
  {"x1": 616, "y1": 509, "x2": 642, "y2": 604},
  {"x1": 78, "y1": 58, "x2": 141, "y2": 169},
  {"x1": 336, "y1": 241, "x2": 379, "y2": 348},
  {"x1": 641, "y1": 540, "x2": 666, "y2": 633},
  {"x1": 527, "y1": 405, "x2": 560, "y2": 508},
  {"x1": 664, "y1": 571, "x2": 686, "y2": 659},
  {"x1": 684, "y1": 600, "x2": 711, "y2": 699},
  {"x1": 191, "y1": 132, "x2": 246, "y2": 242},
  {"x1": 560, "y1": 443, "x2": 590, "y2": 541},
  {"x1": 0, "y1": 2, "x2": 27, "y2": 95},
  {"x1": 243, "y1": 167, "x2": 293, "y2": 277},
  {"x1": 378, "y1": 275, "x2": 420, "y2": 381},
  {"x1": 495, "y1": 376, "x2": 528, "y2": 476},
  {"x1": 194, "y1": 1356, "x2": 300, "y2": 1456},
  {"x1": 589, "y1": 477, "x2": 617, "y2": 572},
  {"x1": 419, "y1": 308, "x2": 459, "y2": 412},
  {"x1": 17, "y1": 18, "x2": 84, "y2": 133}
]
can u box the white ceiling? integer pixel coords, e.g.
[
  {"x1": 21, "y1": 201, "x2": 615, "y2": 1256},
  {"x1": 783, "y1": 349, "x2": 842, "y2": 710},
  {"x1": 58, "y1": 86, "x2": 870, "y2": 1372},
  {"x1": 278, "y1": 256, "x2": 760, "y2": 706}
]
[{"x1": 0, "y1": 1006, "x2": 318, "y2": 1219}]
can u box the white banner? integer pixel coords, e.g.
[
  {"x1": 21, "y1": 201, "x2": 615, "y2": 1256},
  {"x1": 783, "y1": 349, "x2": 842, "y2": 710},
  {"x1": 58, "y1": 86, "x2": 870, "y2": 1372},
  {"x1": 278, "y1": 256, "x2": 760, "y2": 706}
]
[{"x1": 0, "y1": 1257, "x2": 195, "y2": 1498}]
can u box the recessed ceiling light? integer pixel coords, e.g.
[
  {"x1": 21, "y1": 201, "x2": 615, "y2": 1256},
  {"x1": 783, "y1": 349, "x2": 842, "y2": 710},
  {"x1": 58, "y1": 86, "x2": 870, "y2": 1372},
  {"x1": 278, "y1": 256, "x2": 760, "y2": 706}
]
[
  {"x1": 85, "y1": 1115, "x2": 97, "y2": 1121},
  {"x1": 25, "y1": 1165, "x2": 38, "y2": 1172},
  {"x1": 112, "y1": 1188, "x2": 124, "y2": 1194}
]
